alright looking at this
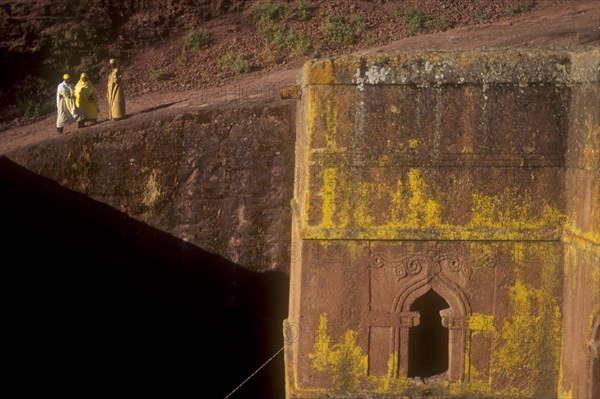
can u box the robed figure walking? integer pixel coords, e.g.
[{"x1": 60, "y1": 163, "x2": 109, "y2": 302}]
[{"x1": 107, "y1": 58, "x2": 125, "y2": 120}]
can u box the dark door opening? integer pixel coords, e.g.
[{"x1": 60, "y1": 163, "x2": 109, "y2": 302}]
[{"x1": 407, "y1": 289, "x2": 449, "y2": 379}]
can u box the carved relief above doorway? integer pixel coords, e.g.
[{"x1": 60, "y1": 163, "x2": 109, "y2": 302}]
[{"x1": 368, "y1": 243, "x2": 473, "y2": 381}]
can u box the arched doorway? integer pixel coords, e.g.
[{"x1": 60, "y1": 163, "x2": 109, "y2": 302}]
[
  {"x1": 407, "y1": 289, "x2": 449, "y2": 378},
  {"x1": 394, "y1": 277, "x2": 469, "y2": 381}
]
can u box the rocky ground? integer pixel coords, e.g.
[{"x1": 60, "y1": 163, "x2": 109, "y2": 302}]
[
  {"x1": 122, "y1": 0, "x2": 565, "y2": 95},
  {"x1": 0, "y1": 0, "x2": 598, "y2": 154},
  {"x1": 0, "y1": 1, "x2": 575, "y2": 129}
]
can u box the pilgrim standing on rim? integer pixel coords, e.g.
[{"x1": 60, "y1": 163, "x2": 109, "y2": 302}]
[
  {"x1": 56, "y1": 73, "x2": 82, "y2": 134},
  {"x1": 107, "y1": 58, "x2": 125, "y2": 120},
  {"x1": 74, "y1": 72, "x2": 99, "y2": 127}
]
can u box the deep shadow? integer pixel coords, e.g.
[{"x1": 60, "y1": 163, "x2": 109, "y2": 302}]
[
  {"x1": 407, "y1": 289, "x2": 449, "y2": 379},
  {"x1": 0, "y1": 156, "x2": 289, "y2": 398}
]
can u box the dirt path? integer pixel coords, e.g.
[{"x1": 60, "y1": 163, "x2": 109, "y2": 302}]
[
  {"x1": 374, "y1": 0, "x2": 599, "y2": 52},
  {"x1": 1, "y1": 0, "x2": 597, "y2": 156}
]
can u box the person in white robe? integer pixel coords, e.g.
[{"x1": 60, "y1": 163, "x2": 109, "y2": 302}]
[{"x1": 56, "y1": 74, "x2": 82, "y2": 134}]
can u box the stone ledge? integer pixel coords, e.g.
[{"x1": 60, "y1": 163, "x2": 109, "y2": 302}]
[{"x1": 303, "y1": 48, "x2": 600, "y2": 87}]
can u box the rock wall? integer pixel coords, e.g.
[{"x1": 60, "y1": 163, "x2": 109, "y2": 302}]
[
  {"x1": 286, "y1": 48, "x2": 599, "y2": 398},
  {"x1": 6, "y1": 100, "x2": 297, "y2": 272},
  {"x1": 3, "y1": 47, "x2": 599, "y2": 398},
  {"x1": 560, "y1": 50, "x2": 600, "y2": 399}
]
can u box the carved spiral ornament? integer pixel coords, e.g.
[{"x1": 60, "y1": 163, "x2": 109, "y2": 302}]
[
  {"x1": 372, "y1": 249, "x2": 472, "y2": 281},
  {"x1": 439, "y1": 255, "x2": 462, "y2": 273},
  {"x1": 406, "y1": 257, "x2": 425, "y2": 274},
  {"x1": 371, "y1": 254, "x2": 385, "y2": 268},
  {"x1": 394, "y1": 255, "x2": 426, "y2": 281},
  {"x1": 472, "y1": 252, "x2": 496, "y2": 270}
]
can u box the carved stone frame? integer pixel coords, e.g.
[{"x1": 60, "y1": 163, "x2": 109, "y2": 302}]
[{"x1": 392, "y1": 274, "x2": 470, "y2": 381}]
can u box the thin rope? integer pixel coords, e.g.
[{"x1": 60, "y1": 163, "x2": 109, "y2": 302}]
[{"x1": 223, "y1": 345, "x2": 285, "y2": 399}]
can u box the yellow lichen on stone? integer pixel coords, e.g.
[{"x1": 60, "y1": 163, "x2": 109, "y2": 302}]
[
  {"x1": 305, "y1": 88, "x2": 320, "y2": 149},
  {"x1": 309, "y1": 313, "x2": 332, "y2": 372},
  {"x1": 389, "y1": 178, "x2": 404, "y2": 224},
  {"x1": 493, "y1": 281, "x2": 547, "y2": 394},
  {"x1": 591, "y1": 304, "x2": 600, "y2": 330},
  {"x1": 305, "y1": 163, "x2": 566, "y2": 240},
  {"x1": 558, "y1": 345, "x2": 574, "y2": 399},
  {"x1": 468, "y1": 314, "x2": 495, "y2": 332},
  {"x1": 324, "y1": 90, "x2": 337, "y2": 149},
  {"x1": 319, "y1": 168, "x2": 350, "y2": 229},
  {"x1": 329, "y1": 330, "x2": 368, "y2": 390},
  {"x1": 406, "y1": 168, "x2": 442, "y2": 228},
  {"x1": 492, "y1": 244, "x2": 562, "y2": 397},
  {"x1": 308, "y1": 313, "x2": 368, "y2": 391},
  {"x1": 469, "y1": 188, "x2": 564, "y2": 231},
  {"x1": 355, "y1": 180, "x2": 375, "y2": 228},
  {"x1": 581, "y1": 123, "x2": 599, "y2": 171},
  {"x1": 558, "y1": 387, "x2": 574, "y2": 399},
  {"x1": 279, "y1": 84, "x2": 302, "y2": 99},
  {"x1": 142, "y1": 169, "x2": 162, "y2": 207},
  {"x1": 369, "y1": 354, "x2": 411, "y2": 394},
  {"x1": 588, "y1": 252, "x2": 600, "y2": 296},
  {"x1": 447, "y1": 380, "x2": 494, "y2": 398},
  {"x1": 351, "y1": 168, "x2": 442, "y2": 232},
  {"x1": 304, "y1": 59, "x2": 333, "y2": 85},
  {"x1": 564, "y1": 173, "x2": 600, "y2": 245}
]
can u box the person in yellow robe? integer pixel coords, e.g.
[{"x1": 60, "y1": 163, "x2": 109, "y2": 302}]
[
  {"x1": 107, "y1": 58, "x2": 125, "y2": 120},
  {"x1": 74, "y1": 73, "x2": 98, "y2": 127}
]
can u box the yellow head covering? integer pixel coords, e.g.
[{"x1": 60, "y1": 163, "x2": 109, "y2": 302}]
[
  {"x1": 76, "y1": 72, "x2": 92, "y2": 89},
  {"x1": 63, "y1": 73, "x2": 70, "y2": 80}
]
